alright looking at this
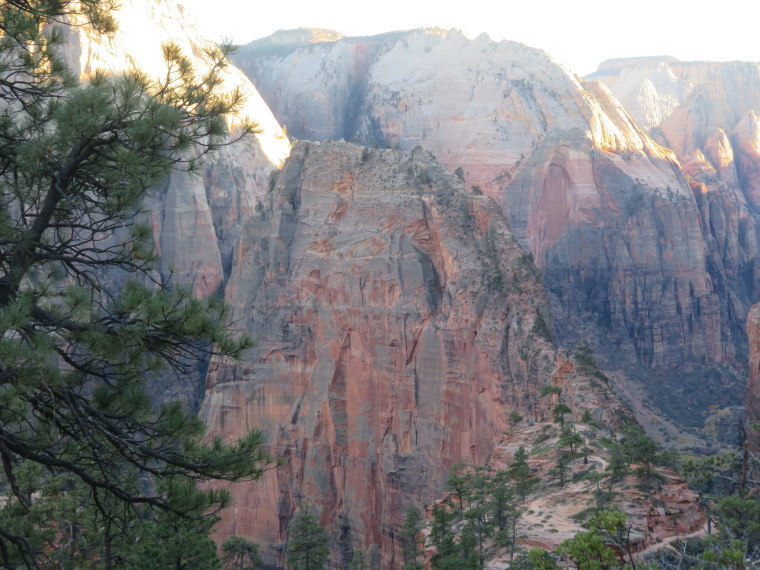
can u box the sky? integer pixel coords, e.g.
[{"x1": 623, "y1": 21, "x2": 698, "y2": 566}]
[{"x1": 178, "y1": 0, "x2": 760, "y2": 76}]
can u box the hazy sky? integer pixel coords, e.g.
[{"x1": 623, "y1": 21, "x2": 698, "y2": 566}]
[{"x1": 179, "y1": 0, "x2": 760, "y2": 76}]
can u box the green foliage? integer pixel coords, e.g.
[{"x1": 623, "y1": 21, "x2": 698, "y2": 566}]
[
  {"x1": 429, "y1": 464, "x2": 529, "y2": 568},
  {"x1": 401, "y1": 506, "x2": 425, "y2": 570},
  {"x1": 528, "y1": 549, "x2": 562, "y2": 569},
  {"x1": 559, "y1": 425, "x2": 585, "y2": 452},
  {"x1": 361, "y1": 147, "x2": 370, "y2": 162},
  {"x1": 549, "y1": 452, "x2": 571, "y2": 487},
  {"x1": 619, "y1": 424, "x2": 665, "y2": 490},
  {"x1": 221, "y1": 536, "x2": 263, "y2": 570},
  {"x1": 429, "y1": 504, "x2": 458, "y2": 567},
  {"x1": 531, "y1": 311, "x2": 554, "y2": 343},
  {"x1": 540, "y1": 385, "x2": 570, "y2": 427},
  {"x1": 713, "y1": 494, "x2": 760, "y2": 550},
  {"x1": 0, "y1": 0, "x2": 271, "y2": 566},
  {"x1": 574, "y1": 340, "x2": 604, "y2": 378},
  {"x1": 581, "y1": 409, "x2": 594, "y2": 424},
  {"x1": 286, "y1": 504, "x2": 330, "y2": 570},
  {"x1": 556, "y1": 510, "x2": 630, "y2": 569},
  {"x1": 348, "y1": 549, "x2": 369, "y2": 570},
  {"x1": 454, "y1": 166, "x2": 465, "y2": 181},
  {"x1": 130, "y1": 512, "x2": 221, "y2": 570},
  {"x1": 552, "y1": 403, "x2": 572, "y2": 427},
  {"x1": 510, "y1": 447, "x2": 537, "y2": 502},
  {"x1": 471, "y1": 185, "x2": 483, "y2": 196},
  {"x1": 484, "y1": 227, "x2": 505, "y2": 291}
]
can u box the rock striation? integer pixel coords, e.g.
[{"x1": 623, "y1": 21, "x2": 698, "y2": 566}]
[
  {"x1": 60, "y1": 0, "x2": 291, "y2": 297},
  {"x1": 201, "y1": 141, "x2": 621, "y2": 568},
  {"x1": 747, "y1": 303, "x2": 760, "y2": 452},
  {"x1": 54, "y1": 0, "x2": 291, "y2": 405},
  {"x1": 235, "y1": 30, "x2": 751, "y2": 431}
]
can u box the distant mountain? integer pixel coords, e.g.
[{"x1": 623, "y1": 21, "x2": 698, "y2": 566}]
[{"x1": 232, "y1": 29, "x2": 755, "y2": 442}]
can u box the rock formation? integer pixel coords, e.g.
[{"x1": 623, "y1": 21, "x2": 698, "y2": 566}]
[
  {"x1": 201, "y1": 141, "x2": 623, "y2": 567},
  {"x1": 54, "y1": 0, "x2": 291, "y2": 404},
  {"x1": 60, "y1": 0, "x2": 291, "y2": 296},
  {"x1": 235, "y1": 29, "x2": 750, "y2": 434},
  {"x1": 586, "y1": 57, "x2": 718, "y2": 131},
  {"x1": 746, "y1": 303, "x2": 760, "y2": 452}
]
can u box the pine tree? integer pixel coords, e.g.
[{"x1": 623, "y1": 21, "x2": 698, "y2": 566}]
[
  {"x1": 286, "y1": 504, "x2": 330, "y2": 570},
  {"x1": 129, "y1": 513, "x2": 221, "y2": 570},
  {"x1": 400, "y1": 506, "x2": 425, "y2": 570},
  {"x1": 447, "y1": 462, "x2": 471, "y2": 511},
  {"x1": 540, "y1": 385, "x2": 571, "y2": 427},
  {"x1": 348, "y1": 549, "x2": 369, "y2": 570},
  {"x1": 559, "y1": 425, "x2": 584, "y2": 452},
  {"x1": 0, "y1": 0, "x2": 270, "y2": 566},
  {"x1": 509, "y1": 447, "x2": 536, "y2": 502},
  {"x1": 221, "y1": 536, "x2": 263, "y2": 570},
  {"x1": 549, "y1": 450, "x2": 571, "y2": 487},
  {"x1": 428, "y1": 503, "x2": 457, "y2": 567}
]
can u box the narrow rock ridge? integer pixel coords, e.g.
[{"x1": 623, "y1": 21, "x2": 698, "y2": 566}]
[{"x1": 201, "y1": 141, "x2": 627, "y2": 568}]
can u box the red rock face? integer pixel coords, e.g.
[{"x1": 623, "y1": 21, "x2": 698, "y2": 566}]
[
  {"x1": 746, "y1": 304, "x2": 760, "y2": 452},
  {"x1": 202, "y1": 142, "x2": 572, "y2": 568},
  {"x1": 235, "y1": 31, "x2": 756, "y2": 434}
]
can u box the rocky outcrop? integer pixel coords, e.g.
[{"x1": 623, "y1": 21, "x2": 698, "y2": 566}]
[
  {"x1": 59, "y1": 0, "x2": 291, "y2": 295},
  {"x1": 201, "y1": 141, "x2": 616, "y2": 568}
]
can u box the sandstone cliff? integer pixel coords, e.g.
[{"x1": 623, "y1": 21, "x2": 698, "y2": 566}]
[
  {"x1": 54, "y1": 0, "x2": 291, "y2": 405},
  {"x1": 60, "y1": 0, "x2": 291, "y2": 298},
  {"x1": 587, "y1": 57, "x2": 720, "y2": 131},
  {"x1": 201, "y1": 141, "x2": 624, "y2": 567},
  {"x1": 746, "y1": 303, "x2": 760, "y2": 452},
  {"x1": 595, "y1": 59, "x2": 760, "y2": 400},
  {"x1": 235, "y1": 30, "x2": 748, "y2": 435}
]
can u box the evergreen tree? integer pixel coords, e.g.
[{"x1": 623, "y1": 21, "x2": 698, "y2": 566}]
[
  {"x1": 286, "y1": 504, "x2": 330, "y2": 570},
  {"x1": 549, "y1": 451, "x2": 571, "y2": 487},
  {"x1": 506, "y1": 411, "x2": 524, "y2": 442},
  {"x1": 573, "y1": 340, "x2": 601, "y2": 376},
  {"x1": 400, "y1": 506, "x2": 425, "y2": 570},
  {"x1": 221, "y1": 536, "x2": 263, "y2": 570},
  {"x1": 348, "y1": 549, "x2": 369, "y2": 570},
  {"x1": 428, "y1": 503, "x2": 458, "y2": 568},
  {"x1": 509, "y1": 447, "x2": 537, "y2": 502},
  {"x1": 0, "y1": 0, "x2": 271, "y2": 566},
  {"x1": 540, "y1": 386, "x2": 571, "y2": 427},
  {"x1": 447, "y1": 462, "x2": 471, "y2": 511},
  {"x1": 559, "y1": 425, "x2": 584, "y2": 452},
  {"x1": 130, "y1": 513, "x2": 221, "y2": 570}
]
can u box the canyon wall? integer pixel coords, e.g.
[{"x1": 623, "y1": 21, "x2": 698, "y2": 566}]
[
  {"x1": 747, "y1": 303, "x2": 760, "y2": 452},
  {"x1": 201, "y1": 141, "x2": 622, "y2": 567},
  {"x1": 61, "y1": 0, "x2": 291, "y2": 298},
  {"x1": 56, "y1": 0, "x2": 292, "y2": 404},
  {"x1": 236, "y1": 30, "x2": 752, "y2": 433}
]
